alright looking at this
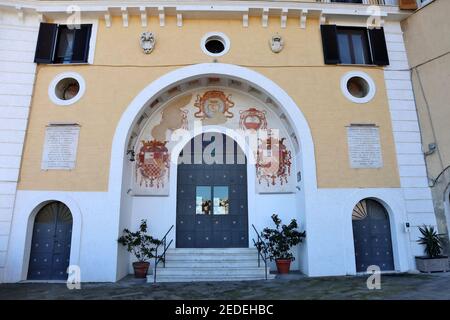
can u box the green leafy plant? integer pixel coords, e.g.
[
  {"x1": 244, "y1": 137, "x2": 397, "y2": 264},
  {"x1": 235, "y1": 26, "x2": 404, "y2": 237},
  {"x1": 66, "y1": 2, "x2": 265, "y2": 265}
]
[
  {"x1": 118, "y1": 219, "x2": 162, "y2": 262},
  {"x1": 258, "y1": 214, "x2": 306, "y2": 261},
  {"x1": 417, "y1": 225, "x2": 444, "y2": 258}
]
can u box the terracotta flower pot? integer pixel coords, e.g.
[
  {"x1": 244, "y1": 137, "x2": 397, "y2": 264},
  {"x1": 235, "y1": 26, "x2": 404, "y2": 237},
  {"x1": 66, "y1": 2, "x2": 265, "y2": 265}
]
[
  {"x1": 275, "y1": 259, "x2": 292, "y2": 274},
  {"x1": 133, "y1": 261, "x2": 150, "y2": 278}
]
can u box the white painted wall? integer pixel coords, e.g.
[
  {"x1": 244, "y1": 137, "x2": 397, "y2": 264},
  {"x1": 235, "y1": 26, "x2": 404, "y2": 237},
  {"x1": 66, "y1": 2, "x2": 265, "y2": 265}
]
[
  {"x1": 383, "y1": 21, "x2": 437, "y2": 265},
  {"x1": 5, "y1": 185, "x2": 412, "y2": 282},
  {"x1": 0, "y1": 10, "x2": 39, "y2": 282}
]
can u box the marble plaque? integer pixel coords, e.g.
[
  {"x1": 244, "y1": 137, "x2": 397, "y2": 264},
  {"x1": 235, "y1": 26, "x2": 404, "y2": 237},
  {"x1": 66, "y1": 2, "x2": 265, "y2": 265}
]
[
  {"x1": 347, "y1": 125, "x2": 383, "y2": 169},
  {"x1": 41, "y1": 125, "x2": 80, "y2": 170}
]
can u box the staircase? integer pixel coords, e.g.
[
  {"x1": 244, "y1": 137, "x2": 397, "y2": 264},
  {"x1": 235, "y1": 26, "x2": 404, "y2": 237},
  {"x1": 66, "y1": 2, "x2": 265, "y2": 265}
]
[{"x1": 148, "y1": 248, "x2": 274, "y2": 283}]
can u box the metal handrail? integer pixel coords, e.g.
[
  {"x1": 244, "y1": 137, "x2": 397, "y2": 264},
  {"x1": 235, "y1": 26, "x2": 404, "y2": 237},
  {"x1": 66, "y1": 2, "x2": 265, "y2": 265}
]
[
  {"x1": 153, "y1": 224, "x2": 174, "y2": 283},
  {"x1": 251, "y1": 224, "x2": 269, "y2": 280}
]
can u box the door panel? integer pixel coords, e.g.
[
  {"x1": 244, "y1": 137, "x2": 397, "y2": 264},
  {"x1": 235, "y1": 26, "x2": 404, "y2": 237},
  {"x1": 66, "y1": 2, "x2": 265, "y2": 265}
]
[
  {"x1": 352, "y1": 199, "x2": 394, "y2": 272},
  {"x1": 28, "y1": 202, "x2": 73, "y2": 280},
  {"x1": 176, "y1": 133, "x2": 248, "y2": 248}
]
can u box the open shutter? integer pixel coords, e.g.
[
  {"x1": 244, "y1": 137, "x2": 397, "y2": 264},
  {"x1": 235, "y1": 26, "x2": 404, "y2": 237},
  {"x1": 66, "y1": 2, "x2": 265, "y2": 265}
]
[
  {"x1": 34, "y1": 23, "x2": 57, "y2": 63},
  {"x1": 320, "y1": 25, "x2": 340, "y2": 65},
  {"x1": 368, "y1": 27, "x2": 390, "y2": 66},
  {"x1": 399, "y1": 0, "x2": 418, "y2": 10},
  {"x1": 71, "y1": 24, "x2": 92, "y2": 63}
]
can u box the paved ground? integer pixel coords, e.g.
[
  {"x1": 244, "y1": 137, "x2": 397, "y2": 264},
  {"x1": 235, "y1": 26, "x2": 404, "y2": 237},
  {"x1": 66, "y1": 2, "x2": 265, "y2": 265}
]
[{"x1": 0, "y1": 272, "x2": 449, "y2": 300}]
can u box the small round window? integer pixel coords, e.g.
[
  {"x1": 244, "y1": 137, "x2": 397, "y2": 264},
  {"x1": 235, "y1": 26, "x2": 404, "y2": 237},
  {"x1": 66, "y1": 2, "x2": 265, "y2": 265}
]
[
  {"x1": 55, "y1": 78, "x2": 80, "y2": 101},
  {"x1": 347, "y1": 77, "x2": 369, "y2": 99},
  {"x1": 201, "y1": 32, "x2": 230, "y2": 57},
  {"x1": 48, "y1": 72, "x2": 85, "y2": 106},
  {"x1": 341, "y1": 72, "x2": 376, "y2": 104}
]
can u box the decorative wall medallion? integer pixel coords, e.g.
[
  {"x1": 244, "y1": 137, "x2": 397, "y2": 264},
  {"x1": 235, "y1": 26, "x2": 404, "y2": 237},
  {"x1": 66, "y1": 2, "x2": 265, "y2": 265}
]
[
  {"x1": 140, "y1": 32, "x2": 156, "y2": 54},
  {"x1": 269, "y1": 35, "x2": 284, "y2": 53},
  {"x1": 256, "y1": 136, "x2": 292, "y2": 186},
  {"x1": 136, "y1": 140, "x2": 169, "y2": 188},
  {"x1": 194, "y1": 90, "x2": 234, "y2": 120},
  {"x1": 239, "y1": 107, "x2": 268, "y2": 131}
]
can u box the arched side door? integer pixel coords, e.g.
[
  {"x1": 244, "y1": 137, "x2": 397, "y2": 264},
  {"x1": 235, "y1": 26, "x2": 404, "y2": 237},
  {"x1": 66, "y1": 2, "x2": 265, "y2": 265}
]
[
  {"x1": 28, "y1": 202, "x2": 73, "y2": 280},
  {"x1": 352, "y1": 199, "x2": 395, "y2": 272}
]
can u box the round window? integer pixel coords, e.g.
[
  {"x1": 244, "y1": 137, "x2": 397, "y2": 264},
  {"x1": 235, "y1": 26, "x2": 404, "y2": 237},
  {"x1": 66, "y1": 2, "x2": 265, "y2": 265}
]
[
  {"x1": 201, "y1": 32, "x2": 230, "y2": 57},
  {"x1": 55, "y1": 78, "x2": 80, "y2": 101},
  {"x1": 48, "y1": 72, "x2": 86, "y2": 106},
  {"x1": 347, "y1": 77, "x2": 369, "y2": 99},
  {"x1": 205, "y1": 38, "x2": 225, "y2": 54},
  {"x1": 341, "y1": 72, "x2": 376, "y2": 104}
]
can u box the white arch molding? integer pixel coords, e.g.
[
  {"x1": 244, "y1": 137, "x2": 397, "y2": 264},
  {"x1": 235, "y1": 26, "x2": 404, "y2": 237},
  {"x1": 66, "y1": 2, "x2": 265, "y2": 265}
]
[
  {"x1": 109, "y1": 63, "x2": 317, "y2": 278},
  {"x1": 170, "y1": 126, "x2": 257, "y2": 249},
  {"x1": 4, "y1": 193, "x2": 82, "y2": 282},
  {"x1": 341, "y1": 189, "x2": 411, "y2": 275}
]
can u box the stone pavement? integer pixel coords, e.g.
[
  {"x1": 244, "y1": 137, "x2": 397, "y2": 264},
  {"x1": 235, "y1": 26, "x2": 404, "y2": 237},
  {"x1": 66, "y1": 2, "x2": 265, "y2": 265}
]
[{"x1": 0, "y1": 272, "x2": 449, "y2": 300}]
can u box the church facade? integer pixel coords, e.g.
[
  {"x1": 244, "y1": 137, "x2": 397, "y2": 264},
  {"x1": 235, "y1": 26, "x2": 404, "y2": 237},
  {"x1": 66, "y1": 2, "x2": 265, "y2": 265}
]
[{"x1": 0, "y1": 0, "x2": 437, "y2": 282}]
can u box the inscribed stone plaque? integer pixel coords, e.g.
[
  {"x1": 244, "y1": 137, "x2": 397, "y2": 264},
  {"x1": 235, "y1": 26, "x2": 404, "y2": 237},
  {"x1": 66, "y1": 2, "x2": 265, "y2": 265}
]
[
  {"x1": 347, "y1": 126, "x2": 383, "y2": 169},
  {"x1": 41, "y1": 125, "x2": 80, "y2": 170}
]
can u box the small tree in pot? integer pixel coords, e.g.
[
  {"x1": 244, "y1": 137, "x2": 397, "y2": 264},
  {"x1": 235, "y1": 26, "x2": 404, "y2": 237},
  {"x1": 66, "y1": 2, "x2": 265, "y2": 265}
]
[
  {"x1": 118, "y1": 219, "x2": 162, "y2": 278},
  {"x1": 259, "y1": 214, "x2": 306, "y2": 274},
  {"x1": 415, "y1": 225, "x2": 449, "y2": 273}
]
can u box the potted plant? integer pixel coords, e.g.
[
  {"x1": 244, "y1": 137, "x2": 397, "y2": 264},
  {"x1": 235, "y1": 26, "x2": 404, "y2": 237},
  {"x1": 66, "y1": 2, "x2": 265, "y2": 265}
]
[
  {"x1": 118, "y1": 219, "x2": 162, "y2": 278},
  {"x1": 415, "y1": 225, "x2": 449, "y2": 273},
  {"x1": 258, "y1": 214, "x2": 306, "y2": 274}
]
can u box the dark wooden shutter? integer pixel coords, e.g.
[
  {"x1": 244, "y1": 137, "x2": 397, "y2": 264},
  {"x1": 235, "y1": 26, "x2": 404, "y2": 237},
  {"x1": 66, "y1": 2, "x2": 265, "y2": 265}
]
[
  {"x1": 321, "y1": 25, "x2": 340, "y2": 65},
  {"x1": 71, "y1": 24, "x2": 92, "y2": 63},
  {"x1": 368, "y1": 27, "x2": 390, "y2": 66},
  {"x1": 34, "y1": 23, "x2": 57, "y2": 63},
  {"x1": 399, "y1": 0, "x2": 418, "y2": 10}
]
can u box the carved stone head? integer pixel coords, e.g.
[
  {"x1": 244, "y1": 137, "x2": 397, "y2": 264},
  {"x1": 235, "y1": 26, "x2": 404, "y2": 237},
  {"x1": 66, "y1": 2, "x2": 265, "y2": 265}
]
[
  {"x1": 140, "y1": 32, "x2": 156, "y2": 54},
  {"x1": 269, "y1": 35, "x2": 284, "y2": 53}
]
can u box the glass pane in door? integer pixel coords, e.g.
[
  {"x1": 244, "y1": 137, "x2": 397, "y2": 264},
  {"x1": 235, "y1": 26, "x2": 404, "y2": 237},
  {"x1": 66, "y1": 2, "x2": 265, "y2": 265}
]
[
  {"x1": 196, "y1": 186, "x2": 212, "y2": 215},
  {"x1": 213, "y1": 186, "x2": 229, "y2": 215}
]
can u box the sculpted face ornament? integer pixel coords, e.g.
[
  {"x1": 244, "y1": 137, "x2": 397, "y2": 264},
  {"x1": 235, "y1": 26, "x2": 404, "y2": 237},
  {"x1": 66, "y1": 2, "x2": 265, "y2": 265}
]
[
  {"x1": 269, "y1": 35, "x2": 284, "y2": 53},
  {"x1": 140, "y1": 32, "x2": 156, "y2": 54}
]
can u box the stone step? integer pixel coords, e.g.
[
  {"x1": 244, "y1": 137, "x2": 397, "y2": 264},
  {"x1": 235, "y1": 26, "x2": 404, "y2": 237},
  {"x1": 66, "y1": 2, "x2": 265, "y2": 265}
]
[
  {"x1": 155, "y1": 266, "x2": 267, "y2": 277},
  {"x1": 165, "y1": 248, "x2": 258, "y2": 255},
  {"x1": 163, "y1": 254, "x2": 259, "y2": 261},
  {"x1": 150, "y1": 248, "x2": 268, "y2": 283},
  {"x1": 149, "y1": 274, "x2": 275, "y2": 283},
  {"x1": 164, "y1": 260, "x2": 260, "y2": 268}
]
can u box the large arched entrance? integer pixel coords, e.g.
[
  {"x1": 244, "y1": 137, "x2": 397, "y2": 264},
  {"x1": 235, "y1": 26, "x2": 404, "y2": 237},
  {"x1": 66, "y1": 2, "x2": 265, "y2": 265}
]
[
  {"x1": 176, "y1": 133, "x2": 248, "y2": 248},
  {"x1": 27, "y1": 201, "x2": 73, "y2": 280},
  {"x1": 110, "y1": 63, "x2": 317, "y2": 279},
  {"x1": 352, "y1": 199, "x2": 394, "y2": 272}
]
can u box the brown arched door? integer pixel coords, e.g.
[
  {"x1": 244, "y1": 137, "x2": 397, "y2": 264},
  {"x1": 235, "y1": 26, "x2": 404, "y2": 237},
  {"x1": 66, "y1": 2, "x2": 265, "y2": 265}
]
[
  {"x1": 352, "y1": 199, "x2": 394, "y2": 272},
  {"x1": 28, "y1": 202, "x2": 73, "y2": 280}
]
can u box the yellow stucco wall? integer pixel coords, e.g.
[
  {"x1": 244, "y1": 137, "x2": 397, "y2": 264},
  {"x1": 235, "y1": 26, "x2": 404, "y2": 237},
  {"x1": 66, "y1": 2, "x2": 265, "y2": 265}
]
[
  {"x1": 402, "y1": 0, "x2": 450, "y2": 178},
  {"x1": 18, "y1": 16, "x2": 400, "y2": 191}
]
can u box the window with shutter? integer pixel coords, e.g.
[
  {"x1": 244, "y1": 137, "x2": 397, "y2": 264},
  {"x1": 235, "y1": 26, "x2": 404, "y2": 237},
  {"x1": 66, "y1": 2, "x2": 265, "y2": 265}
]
[
  {"x1": 34, "y1": 23, "x2": 92, "y2": 64},
  {"x1": 399, "y1": 0, "x2": 419, "y2": 10},
  {"x1": 321, "y1": 25, "x2": 340, "y2": 65},
  {"x1": 368, "y1": 28, "x2": 390, "y2": 66},
  {"x1": 321, "y1": 24, "x2": 389, "y2": 66},
  {"x1": 34, "y1": 23, "x2": 58, "y2": 63},
  {"x1": 71, "y1": 25, "x2": 92, "y2": 63}
]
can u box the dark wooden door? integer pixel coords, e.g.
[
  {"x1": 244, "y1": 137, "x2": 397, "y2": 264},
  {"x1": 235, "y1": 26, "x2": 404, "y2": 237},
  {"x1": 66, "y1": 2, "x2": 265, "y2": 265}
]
[
  {"x1": 352, "y1": 199, "x2": 394, "y2": 272},
  {"x1": 28, "y1": 202, "x2": 73, "y2": 280},
  {"x1": 176, "y1": 133, "x2": 248, "y2": 248}
]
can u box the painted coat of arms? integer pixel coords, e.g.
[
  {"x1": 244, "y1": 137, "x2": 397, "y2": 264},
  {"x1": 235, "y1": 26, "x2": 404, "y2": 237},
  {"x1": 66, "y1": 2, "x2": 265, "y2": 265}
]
[
  {"x1": 239, "y1": 107, "x2": 268, "y2": 131},
  {"x1": 256, "y1": 137, "x2": 292, "y2": 187},
  {"x1": 136, "y1": 140, "x2": 170, "y2": 189},
  {"x1": 194, "y1": 90, "x2": 234, "y2": 121}
]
